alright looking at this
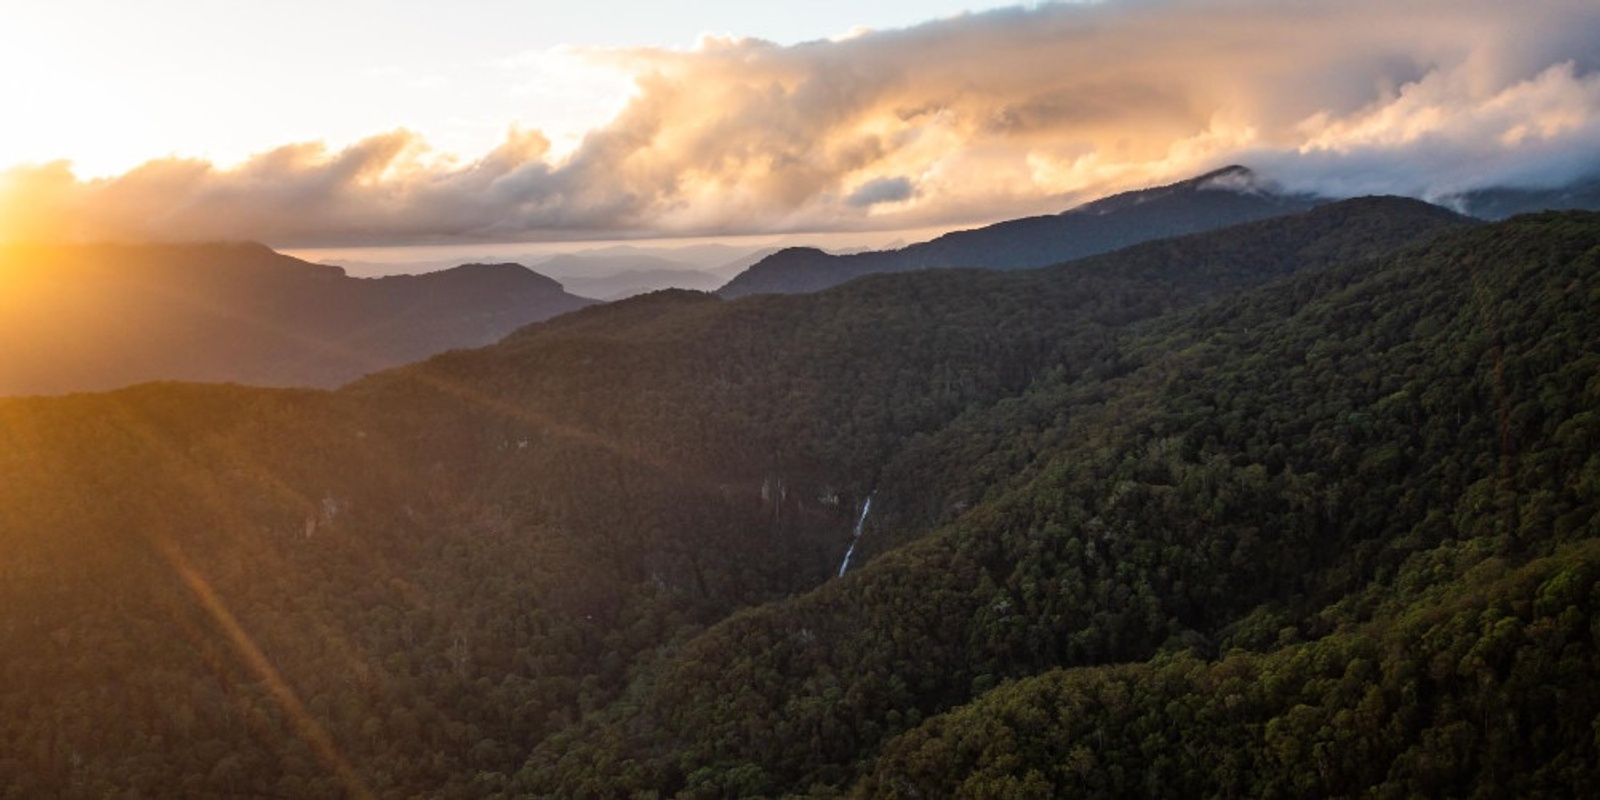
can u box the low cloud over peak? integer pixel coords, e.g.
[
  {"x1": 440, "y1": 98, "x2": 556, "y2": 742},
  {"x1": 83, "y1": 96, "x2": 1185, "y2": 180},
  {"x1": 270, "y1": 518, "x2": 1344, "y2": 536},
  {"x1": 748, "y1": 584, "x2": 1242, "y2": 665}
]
[{"x1": 4, "y1": 0, "x2": 1598, "y2": 246}]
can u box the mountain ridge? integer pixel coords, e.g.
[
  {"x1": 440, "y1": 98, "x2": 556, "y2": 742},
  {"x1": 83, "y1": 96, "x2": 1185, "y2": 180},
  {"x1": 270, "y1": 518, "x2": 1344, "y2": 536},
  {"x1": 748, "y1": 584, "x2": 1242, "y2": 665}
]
[
  {"x1": 717, "y1": 165, "x2": 1321, "y2": 298},
  {"x1": 515, "y1": 209, "x2": 1600, "y2": 796},
  {"x1": 3, "y1": 202, "x2": 1597, "y2": 798},
  {"x1": 0, "y1": 243, "x2": 593, "y2": 395}
]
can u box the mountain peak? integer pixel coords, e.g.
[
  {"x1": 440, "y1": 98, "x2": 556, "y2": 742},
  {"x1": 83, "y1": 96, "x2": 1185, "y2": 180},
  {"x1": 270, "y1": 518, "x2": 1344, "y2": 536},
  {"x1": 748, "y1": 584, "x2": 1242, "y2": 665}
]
[
  {"x1": 1070, "y1": 165, "x2": 1295, "y2": 217},
  {"x1": 1191, "y1": 164, "x2": 1288, "y2": 197},
  {"x1": 770, "y1": 246, "x2": 831, "y2": 259},
  {"x1": 1195, "y1": 164, "x2": 1253, "y2": 181}
]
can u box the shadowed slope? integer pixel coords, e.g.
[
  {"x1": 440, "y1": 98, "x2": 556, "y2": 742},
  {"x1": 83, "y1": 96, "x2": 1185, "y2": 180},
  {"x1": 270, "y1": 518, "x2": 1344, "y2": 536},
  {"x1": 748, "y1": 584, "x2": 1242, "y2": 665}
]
[
  {"x1": 718, "y1": 166, "x2": 1319, "y2": 298},
  {"x1": 0, "y1": 243, "x2": 593, "y2": 395}
]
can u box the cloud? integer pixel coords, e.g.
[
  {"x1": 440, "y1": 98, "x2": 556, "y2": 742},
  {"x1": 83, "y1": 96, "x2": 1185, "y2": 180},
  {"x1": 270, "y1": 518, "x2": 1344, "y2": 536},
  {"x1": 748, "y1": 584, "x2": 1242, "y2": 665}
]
[
  {"x1": 846, "y1": 176, "x2": 916, "y2": 207},
  {"x1": 4, "y1": 0, "x2": 1600, "y2": 245}
]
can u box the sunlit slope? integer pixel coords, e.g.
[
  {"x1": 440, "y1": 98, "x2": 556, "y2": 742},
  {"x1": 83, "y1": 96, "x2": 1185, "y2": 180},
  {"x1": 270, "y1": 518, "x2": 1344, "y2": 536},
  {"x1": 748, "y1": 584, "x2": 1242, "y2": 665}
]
[
  {"x1": 0, "y1": 199, "x2": 1494, "y2": 797},
  {"x1": 0, "y1": 382, "x2": 830, "y2": 797},
  {"x1": 0, "y1": 242, "x2": 593, "y2": 395},
  {"x1": 514, "y1": 211, "x2": 1600, "y2": 796}
]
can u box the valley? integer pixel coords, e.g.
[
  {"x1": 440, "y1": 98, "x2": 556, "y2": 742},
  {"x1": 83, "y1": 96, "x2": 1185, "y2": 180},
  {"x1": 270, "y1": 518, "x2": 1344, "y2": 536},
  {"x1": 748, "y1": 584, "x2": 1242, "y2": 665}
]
[{"x1": 4, "y1": 196, "x2": 1597, "y2": 797}]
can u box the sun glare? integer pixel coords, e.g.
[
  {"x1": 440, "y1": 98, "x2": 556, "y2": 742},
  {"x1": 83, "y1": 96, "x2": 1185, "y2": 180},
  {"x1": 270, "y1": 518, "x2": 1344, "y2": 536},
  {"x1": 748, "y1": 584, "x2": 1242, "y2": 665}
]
[{"x1": 0, "y1": 23, "x2": 163, "y2": 178}]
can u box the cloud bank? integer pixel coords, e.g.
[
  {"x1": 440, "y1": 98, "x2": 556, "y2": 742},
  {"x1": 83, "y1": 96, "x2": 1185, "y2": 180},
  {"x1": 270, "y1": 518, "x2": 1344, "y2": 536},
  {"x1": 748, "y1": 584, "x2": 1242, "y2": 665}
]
[{"x1": 5, "y1": 0, "x2": 1599, "y2": 245}]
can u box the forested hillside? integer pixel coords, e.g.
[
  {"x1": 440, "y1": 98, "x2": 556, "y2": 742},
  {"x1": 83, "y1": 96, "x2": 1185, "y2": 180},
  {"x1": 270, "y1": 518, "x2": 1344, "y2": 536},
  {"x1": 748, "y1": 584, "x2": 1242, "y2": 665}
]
[
  {"x1": 4, "y1": 202, "x2": 1598, "y2": 799},
  {"x1": 516, "y1": 210, "x2": 1600, "y2": 796}
]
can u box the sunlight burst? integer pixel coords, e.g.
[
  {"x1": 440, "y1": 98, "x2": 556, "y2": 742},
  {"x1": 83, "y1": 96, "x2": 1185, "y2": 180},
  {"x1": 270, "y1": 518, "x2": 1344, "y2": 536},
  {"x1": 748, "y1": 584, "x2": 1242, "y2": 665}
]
[{"x1": 0, "y1": 23, "x2": 163, "y2": 177}]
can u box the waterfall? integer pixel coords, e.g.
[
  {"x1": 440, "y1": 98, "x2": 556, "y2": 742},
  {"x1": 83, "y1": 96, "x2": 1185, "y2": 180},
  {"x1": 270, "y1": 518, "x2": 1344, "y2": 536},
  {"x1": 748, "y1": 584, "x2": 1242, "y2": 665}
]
[{"x1": 836, "y1": 494, "x2": 874, "y2": 578}]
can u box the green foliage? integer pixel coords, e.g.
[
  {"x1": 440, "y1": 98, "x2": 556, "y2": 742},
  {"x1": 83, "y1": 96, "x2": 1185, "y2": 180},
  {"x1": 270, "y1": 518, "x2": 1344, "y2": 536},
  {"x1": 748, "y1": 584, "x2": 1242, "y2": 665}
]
[
  {"x1": 512, "y1": 210, "x2": 1600, "y2": 795},
  {"x1": 3, "y1": 204, "x2": 1596, "y2": 798},
  {"x1": 861, "y1": 540, "x2": 1600, "y2": 798}
]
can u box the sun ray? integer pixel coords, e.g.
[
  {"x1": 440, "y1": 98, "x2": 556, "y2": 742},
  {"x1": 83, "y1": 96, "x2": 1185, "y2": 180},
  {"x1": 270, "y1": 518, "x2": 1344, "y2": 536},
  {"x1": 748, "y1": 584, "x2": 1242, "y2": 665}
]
[
  {"x1": 155, "y1": 536, "x2": 376, "y2": 800},
  {"x1": 83, "y1": 395, "x2": 375, "y2": 796}
]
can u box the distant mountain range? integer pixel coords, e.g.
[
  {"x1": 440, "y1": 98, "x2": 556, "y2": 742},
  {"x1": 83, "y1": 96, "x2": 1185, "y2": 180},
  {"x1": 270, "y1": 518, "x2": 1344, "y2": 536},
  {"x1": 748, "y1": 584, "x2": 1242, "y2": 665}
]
[
  {"x1": 717, "y1": 165, "x2": 1321, "y2": 297},
  {"x1": 0, "y1": 242, "x2": 592, "y2": 395},
  {"x1": 325, "y1": 243, "x2": 773, "y2": 298},
  {"x1": 1444, "y1": 175, "x2": 1600, "y2": 220},
  {"x1": 536, "y1": 248, "x2": 768, "y2": 300},
  {"x1": 533, "y1": 243, "x2": 771, "y2": 279},
  {"x1": 9, "y1": 164, "x2": 1597, "y2": 397},
  {"x1": 556, "y1": 268, "x2": 729, "y2": 301}
]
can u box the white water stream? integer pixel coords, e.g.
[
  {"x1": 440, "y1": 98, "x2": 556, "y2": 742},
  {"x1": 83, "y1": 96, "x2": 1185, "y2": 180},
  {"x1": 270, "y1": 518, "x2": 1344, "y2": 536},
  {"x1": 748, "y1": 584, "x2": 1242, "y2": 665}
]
[{"x1": 836, "y1": 494, "x2": 874, "y2": 578}]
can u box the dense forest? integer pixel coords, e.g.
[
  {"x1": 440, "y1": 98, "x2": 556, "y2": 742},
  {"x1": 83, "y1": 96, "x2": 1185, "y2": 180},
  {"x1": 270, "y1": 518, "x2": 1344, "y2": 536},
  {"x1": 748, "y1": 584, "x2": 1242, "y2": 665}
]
[{"x1": 2, "y1": 200, "x2": 1597, "y2": 798}]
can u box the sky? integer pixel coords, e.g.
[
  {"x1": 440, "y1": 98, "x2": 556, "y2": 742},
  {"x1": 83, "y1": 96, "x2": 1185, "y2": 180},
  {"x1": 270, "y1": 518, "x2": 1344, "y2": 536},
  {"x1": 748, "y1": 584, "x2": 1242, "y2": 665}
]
[{"x1": 2, "y1": 0, "x2": 1599, "y2": 247}]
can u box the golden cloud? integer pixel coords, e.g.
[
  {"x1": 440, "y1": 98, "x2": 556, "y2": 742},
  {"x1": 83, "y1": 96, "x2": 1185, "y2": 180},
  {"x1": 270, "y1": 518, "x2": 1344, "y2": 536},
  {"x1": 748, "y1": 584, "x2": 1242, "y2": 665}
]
[{"x1": 4, "y1": 0, "x2": 1598, "y2": 245}]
